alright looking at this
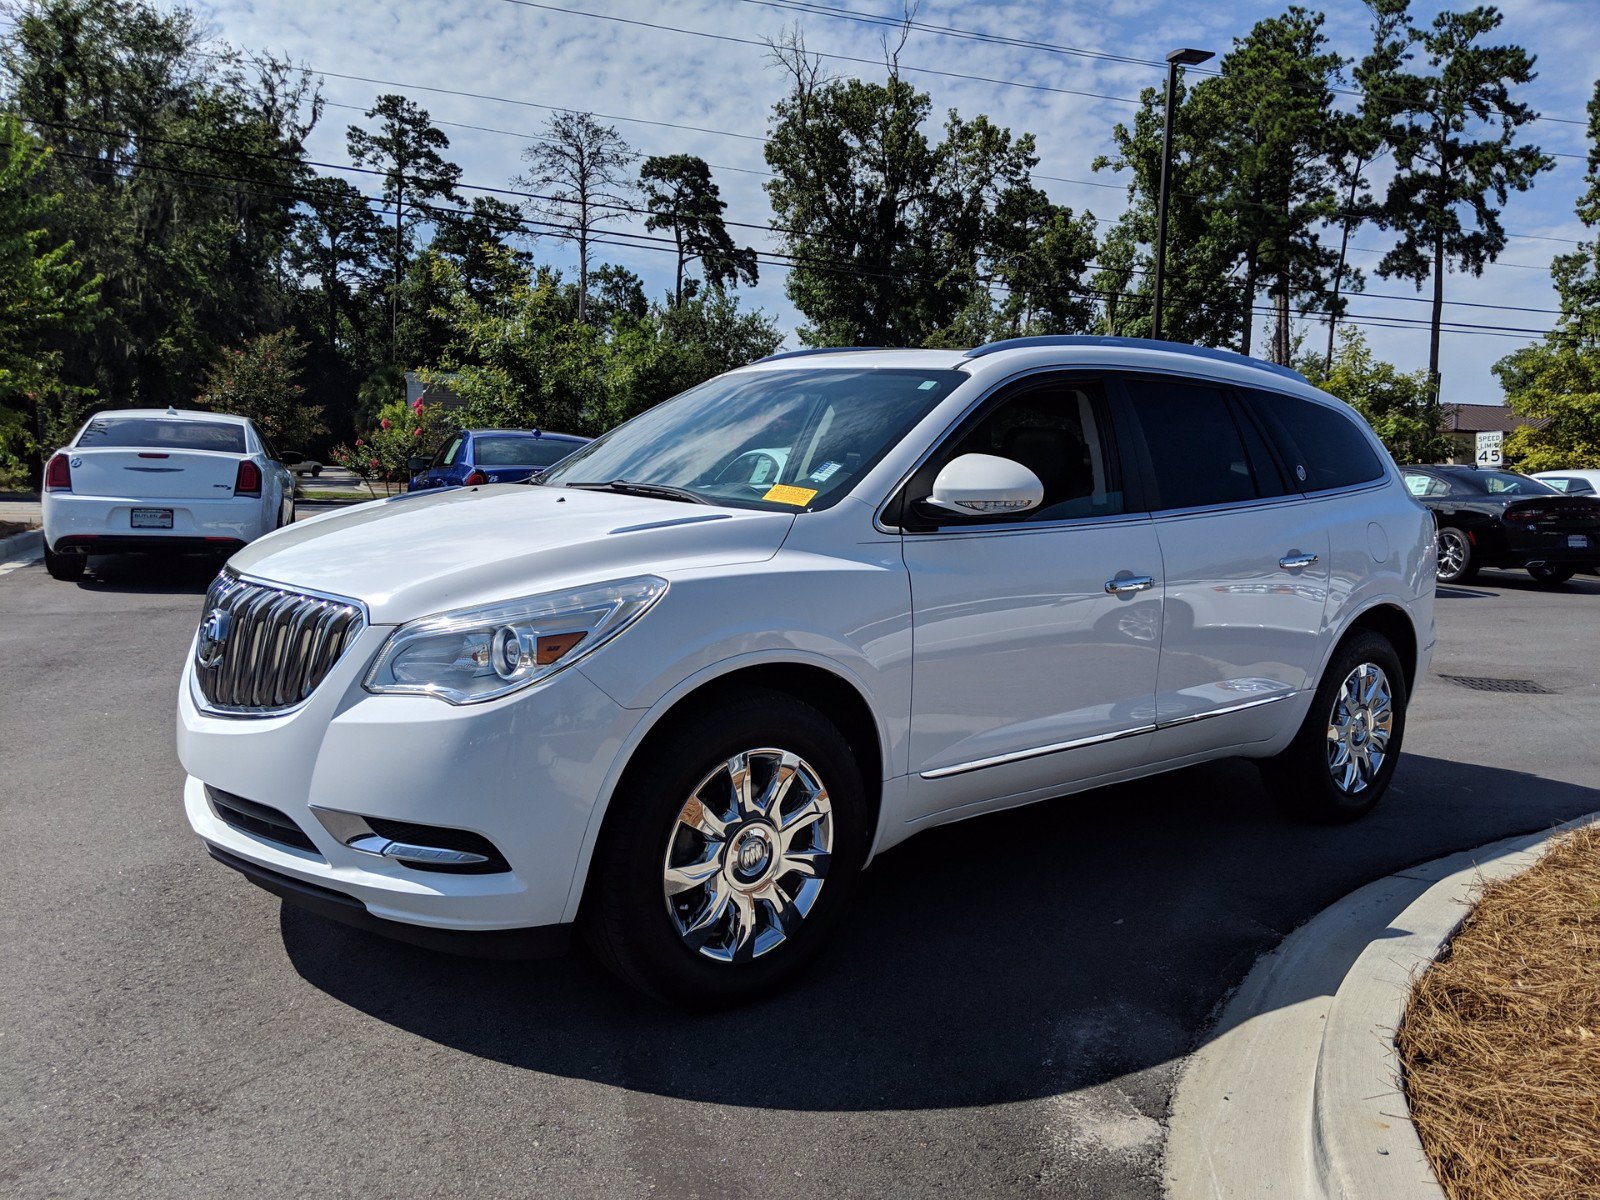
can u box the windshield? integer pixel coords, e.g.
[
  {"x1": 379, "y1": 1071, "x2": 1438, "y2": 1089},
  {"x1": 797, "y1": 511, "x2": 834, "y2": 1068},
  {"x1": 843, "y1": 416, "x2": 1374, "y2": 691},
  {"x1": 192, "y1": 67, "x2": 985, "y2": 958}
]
[
  {"x1": 538, "y1": 367, "x2": 966, "y2": 509},
  {"x1": 76, "y1": 417, "x2": 246, "y2": 454},
  {"x1": 1468, "y1": 470, "x2": 1557, "y2": 496},
  {"x1": 475, "y1": 436, "x2": 579, "y2": 468}
]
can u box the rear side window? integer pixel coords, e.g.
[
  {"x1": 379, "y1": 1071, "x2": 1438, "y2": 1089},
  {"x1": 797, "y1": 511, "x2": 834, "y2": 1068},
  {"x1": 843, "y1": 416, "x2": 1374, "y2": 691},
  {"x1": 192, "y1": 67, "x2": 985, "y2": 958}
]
[
  {"x1": 1121, "y1": 380, "x2": 1261, "y2": 511},
  {"x1": 1244, "y1": 391, "x2": 1386, "y2": 491},
  {"x1": 76, "y1": 417, "x2": 246, "y2": 454}
]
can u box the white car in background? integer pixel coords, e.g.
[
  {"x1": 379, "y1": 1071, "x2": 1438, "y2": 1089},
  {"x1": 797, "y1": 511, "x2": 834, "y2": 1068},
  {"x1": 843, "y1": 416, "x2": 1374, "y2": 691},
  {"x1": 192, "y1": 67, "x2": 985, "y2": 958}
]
[
  {"x1": 1531, "y1": 469, "x2": 1600, "y2": 496},
  {"x1": 42, "y1": 408, "x2": 294, "y2": 581}
]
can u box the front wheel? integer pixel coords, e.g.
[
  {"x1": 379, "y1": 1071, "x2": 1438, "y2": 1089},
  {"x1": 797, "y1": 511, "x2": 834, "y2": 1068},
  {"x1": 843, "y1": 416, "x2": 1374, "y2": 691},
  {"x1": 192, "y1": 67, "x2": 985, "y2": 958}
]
[
  {"x1": 44, "y1": 545, "x2": 86, "y2": 581},
  {"x1": 1434, "y1": 527, "x2": 1477, "y2": 584},
  {"x1": 1527, "y1": 563, "x2": 1576, "y2": 586},
  {"x1": 584, "y1": 687, "x2": 867, "y2": 1005},
  {"x1": 1260, "y1": 630, "x2": 1408, "y2": 823}
]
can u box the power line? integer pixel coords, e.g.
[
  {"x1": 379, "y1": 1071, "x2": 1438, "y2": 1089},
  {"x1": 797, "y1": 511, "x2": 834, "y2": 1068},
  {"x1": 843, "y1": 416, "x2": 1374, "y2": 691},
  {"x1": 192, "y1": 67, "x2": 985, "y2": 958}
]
[{"x1": 15, "y1": 108, "x2": 1573, "y2": 319}]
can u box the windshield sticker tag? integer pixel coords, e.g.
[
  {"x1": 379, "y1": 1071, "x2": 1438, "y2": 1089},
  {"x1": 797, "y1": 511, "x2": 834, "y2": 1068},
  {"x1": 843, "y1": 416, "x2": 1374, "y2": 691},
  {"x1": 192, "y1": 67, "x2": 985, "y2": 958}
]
[
  {"x1": 918, "y1": 380, "x2": 939, "y2": 390},
  {"x1": 810, "y1": 461, "x2": 842, "y2": 482},
  {"x1": 763, "y1": 484, "x2": 818, "y2": 506}
]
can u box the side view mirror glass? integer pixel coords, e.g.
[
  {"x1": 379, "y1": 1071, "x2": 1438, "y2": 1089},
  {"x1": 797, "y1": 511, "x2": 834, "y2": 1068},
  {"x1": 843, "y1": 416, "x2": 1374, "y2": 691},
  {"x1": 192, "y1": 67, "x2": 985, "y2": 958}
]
[{"x1": 921, "y1": 453, "x2": 1044, "y2": 517}]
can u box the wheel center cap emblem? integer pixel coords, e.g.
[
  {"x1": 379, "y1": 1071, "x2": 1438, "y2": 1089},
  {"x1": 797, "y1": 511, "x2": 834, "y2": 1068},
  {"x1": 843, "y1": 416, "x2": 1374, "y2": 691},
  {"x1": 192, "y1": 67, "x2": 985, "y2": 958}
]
[
  {"x1": 196, "y1": 608, "x2": 232, "y2": 668},
  {"x1": 733, "y1": 829, "x2": 772, "y2": 879}
]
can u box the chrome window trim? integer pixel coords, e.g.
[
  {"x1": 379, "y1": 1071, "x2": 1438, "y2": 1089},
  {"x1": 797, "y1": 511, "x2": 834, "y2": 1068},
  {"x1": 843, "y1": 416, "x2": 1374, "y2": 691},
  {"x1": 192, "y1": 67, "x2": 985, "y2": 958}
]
[
  {"x1": 871, "y1": 363, "x2": 1134, "y2": 536},
  {"x1": 918, "y1": 691, "x2": 1299, "y2": 780}
]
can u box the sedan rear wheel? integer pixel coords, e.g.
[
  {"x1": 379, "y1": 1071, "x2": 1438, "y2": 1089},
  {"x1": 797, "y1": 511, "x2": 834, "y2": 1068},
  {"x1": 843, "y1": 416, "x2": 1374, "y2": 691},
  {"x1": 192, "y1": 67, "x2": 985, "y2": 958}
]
[
  {"x1": 1435, "y1": 527, "x2": 1477, "y2": 584},
  {"x1": 44, "y1": 545, "x2": 86, "y2": 581}
]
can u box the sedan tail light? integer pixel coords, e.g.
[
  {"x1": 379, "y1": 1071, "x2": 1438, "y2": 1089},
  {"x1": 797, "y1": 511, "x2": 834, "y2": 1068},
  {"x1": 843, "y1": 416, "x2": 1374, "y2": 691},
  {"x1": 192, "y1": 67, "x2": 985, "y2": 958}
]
[
  {"x1": 234, "y1": 460, "x2": 262, "y2": 497},
  {"x1": 463, "y1": 469, "x2": 488, "y2": 486},
  {"x1": 44, "y1": 453, "x2": 72, "y2": 492}
]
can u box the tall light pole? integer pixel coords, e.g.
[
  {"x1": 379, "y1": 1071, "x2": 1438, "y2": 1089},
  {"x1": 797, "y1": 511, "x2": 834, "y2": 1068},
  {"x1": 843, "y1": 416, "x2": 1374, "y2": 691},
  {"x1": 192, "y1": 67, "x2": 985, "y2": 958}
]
[{"x1": 1152, "y1": 46, "x2": 1214, "y2": 341}]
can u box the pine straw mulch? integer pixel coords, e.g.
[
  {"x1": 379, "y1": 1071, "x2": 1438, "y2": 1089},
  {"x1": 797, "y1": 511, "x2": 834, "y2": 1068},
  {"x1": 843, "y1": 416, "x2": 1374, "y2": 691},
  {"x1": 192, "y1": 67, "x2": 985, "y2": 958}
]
[{"x1": 1397, "y1": 823, "x2": 1600, "y2": 1200}]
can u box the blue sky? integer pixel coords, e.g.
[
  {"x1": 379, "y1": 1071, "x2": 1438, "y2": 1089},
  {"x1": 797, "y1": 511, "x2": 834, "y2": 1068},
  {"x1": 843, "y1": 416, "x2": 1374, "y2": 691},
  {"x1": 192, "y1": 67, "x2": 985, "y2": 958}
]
[{"x1": 197, "y1": 0, "x2": 1597, "y2": 405}]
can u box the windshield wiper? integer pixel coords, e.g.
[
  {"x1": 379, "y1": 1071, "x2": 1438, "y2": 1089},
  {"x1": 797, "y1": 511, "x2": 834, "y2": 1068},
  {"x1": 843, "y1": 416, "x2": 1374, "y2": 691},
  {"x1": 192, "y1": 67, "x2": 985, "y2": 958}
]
[{"x1": 564, "y1": 479, "x2": 712, "y2": 505}]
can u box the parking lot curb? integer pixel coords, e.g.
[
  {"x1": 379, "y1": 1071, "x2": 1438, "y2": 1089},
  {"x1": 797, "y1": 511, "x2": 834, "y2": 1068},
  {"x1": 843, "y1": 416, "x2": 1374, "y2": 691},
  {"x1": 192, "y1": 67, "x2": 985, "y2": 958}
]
[
  {"x1": 0, "y1": 528, "x2": 42, "y2": 564},
  {"x1": 1164, "y1": 811, "x2": 1600, "y2": 1200}
]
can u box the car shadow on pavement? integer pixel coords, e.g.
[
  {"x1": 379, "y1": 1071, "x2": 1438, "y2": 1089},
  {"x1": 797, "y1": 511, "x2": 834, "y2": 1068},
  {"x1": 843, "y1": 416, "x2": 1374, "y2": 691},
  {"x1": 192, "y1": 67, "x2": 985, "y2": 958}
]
[
  {"x1": 68, "y1": 553, "x2": 221, "y2": 594},
  {"x1": 280, "y1": 753, "x2": 1600, "y2": 1113}
]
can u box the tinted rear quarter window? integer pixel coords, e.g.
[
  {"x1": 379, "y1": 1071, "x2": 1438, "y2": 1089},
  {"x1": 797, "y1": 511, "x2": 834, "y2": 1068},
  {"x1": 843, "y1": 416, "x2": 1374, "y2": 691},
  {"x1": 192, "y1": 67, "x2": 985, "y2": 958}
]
[
  {"x1": 76, "y1": 417, "x2": 246, "y2": 454},
  {"x1": 1244, "y1": 390, "x2": 1386, "y2": 491},
  {"x1": 475, "y1": 436, "x2": 578, "y2": 468},
  {"x1": 1121, "y1": 379, "x2": 1261, "y2": 511}
]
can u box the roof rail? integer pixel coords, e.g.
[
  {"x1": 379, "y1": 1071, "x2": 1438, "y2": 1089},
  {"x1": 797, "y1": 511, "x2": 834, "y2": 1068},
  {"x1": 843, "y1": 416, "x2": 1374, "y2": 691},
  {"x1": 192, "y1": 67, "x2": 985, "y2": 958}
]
[
  {"x1": 961, "y1": 335, "x2": 1308, "y2": 385},
  {"x1": 753, "y1": 346, "x2": 892, "y2": 363}
]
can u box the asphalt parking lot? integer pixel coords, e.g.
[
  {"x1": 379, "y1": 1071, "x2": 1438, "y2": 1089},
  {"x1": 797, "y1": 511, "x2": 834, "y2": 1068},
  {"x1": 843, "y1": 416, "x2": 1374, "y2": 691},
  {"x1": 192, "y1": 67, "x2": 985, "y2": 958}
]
[{"x1": 3, "y1": 550, "x2": 1597, "y2": 1200}]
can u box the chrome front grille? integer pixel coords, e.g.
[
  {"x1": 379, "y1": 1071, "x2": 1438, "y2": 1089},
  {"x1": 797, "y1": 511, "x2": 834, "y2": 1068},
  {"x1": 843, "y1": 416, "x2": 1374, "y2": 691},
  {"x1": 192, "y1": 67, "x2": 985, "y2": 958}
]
[{"x1": 194, "y1": 571, "x2": 365, "y2": 714}]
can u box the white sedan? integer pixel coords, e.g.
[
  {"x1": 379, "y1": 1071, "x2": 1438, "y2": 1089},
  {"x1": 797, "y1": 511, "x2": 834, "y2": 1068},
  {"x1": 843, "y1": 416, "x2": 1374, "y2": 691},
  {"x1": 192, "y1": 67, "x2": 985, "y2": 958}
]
[{"x1": 42, "y1": 408, "x2": 294, "y2": 581}]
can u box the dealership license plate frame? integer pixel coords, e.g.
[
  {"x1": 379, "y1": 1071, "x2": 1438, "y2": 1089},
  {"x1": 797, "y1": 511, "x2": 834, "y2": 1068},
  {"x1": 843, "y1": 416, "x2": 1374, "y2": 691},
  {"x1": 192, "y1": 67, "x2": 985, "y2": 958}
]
[{"x1": 131, "y1": 507, "x2": 174, "y2": 530}]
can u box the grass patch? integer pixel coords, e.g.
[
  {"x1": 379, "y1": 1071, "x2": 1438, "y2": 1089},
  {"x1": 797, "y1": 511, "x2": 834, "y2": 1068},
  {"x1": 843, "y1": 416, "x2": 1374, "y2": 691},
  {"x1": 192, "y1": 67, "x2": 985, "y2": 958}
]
[{"x1": 1398, "y1": 823, "x2": 1600, "y2": 1200}]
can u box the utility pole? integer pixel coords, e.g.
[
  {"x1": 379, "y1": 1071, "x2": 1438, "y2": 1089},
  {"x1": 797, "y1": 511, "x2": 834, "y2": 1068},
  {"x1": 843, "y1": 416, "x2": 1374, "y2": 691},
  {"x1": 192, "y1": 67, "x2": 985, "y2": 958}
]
[
  {"x1": 1152, "y1": 46, "x2": 1214, "y2": 341},
  {"x1": 392, "y1": 175, "x2": 403, "y2": 356}
]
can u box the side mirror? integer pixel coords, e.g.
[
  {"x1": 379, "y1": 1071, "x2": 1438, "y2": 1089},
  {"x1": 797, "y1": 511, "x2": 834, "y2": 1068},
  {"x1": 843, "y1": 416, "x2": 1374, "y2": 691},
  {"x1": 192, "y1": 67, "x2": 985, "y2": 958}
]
[
  {"x1": 921, "y1": 453, "x2": 1043, "y2": 517},
  {"x1": 407, "y1": 456, "x2": 430, "y2": 474}
]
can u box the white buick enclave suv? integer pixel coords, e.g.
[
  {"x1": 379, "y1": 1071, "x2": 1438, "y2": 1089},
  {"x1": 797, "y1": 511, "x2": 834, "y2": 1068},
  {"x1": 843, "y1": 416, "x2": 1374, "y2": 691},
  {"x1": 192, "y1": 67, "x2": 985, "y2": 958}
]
[{"x1": 178, "y1": 337, "x2": 1436, "y2": 1003}]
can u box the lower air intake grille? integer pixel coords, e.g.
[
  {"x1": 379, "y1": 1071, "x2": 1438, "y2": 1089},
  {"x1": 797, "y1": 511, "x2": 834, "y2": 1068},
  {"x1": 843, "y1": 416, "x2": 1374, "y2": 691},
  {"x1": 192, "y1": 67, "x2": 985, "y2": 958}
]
[
  {"x1": 194, "y1": 571, "x2": 364, "y2": 714},
  {"x1": 207, "y1": 786, "x2": 321, "y2": 855}
]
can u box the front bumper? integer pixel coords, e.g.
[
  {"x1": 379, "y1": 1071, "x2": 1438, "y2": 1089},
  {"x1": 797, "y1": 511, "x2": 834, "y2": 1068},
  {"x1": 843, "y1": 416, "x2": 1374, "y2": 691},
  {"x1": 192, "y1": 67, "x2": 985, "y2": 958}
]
[{"x1": 178, "y1": 622, "x2": 646, "y2": 937}]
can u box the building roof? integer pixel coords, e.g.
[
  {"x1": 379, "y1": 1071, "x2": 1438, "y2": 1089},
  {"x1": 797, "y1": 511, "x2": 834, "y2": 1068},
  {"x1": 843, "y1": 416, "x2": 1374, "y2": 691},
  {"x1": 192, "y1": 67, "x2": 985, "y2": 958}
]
[{"x1": 1442, "y1": 403, "x2": 1543, "y2": 433}]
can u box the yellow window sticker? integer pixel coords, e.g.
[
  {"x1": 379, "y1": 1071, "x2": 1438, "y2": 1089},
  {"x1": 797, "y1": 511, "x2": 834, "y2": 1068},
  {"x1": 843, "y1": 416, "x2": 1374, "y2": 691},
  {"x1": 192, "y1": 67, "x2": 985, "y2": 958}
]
[{"x1": 762, "y1": 484, "x2": 818, "y2": 506}]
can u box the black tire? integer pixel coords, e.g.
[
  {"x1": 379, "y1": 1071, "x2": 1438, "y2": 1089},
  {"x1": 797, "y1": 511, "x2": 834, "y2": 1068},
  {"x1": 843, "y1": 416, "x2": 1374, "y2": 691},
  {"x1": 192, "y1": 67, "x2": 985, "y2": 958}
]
[
  {"x1": 44, "y1": 545, "x2": 86, "y2": 581},
  {"x1": 584, "y1": 686, "x2": 868, "y2": 1005},
  {"x1": 310, "y1": 464, "x2": 322, "y2": 477},
  {"x1": 1527, "y1": 563, "x2": 1576, "y2": 586},
  {"x1": 1260, "y1": 630, "x2": 1408, "y2": 824},
  {"x1": 1434, "y1": 526, "x2": 1477, "y2": 584}
]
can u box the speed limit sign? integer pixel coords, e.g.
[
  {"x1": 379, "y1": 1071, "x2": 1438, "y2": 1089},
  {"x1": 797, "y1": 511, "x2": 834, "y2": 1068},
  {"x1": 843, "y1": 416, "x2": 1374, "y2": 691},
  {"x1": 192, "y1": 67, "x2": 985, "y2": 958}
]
[{"x1": 1476, "y1": 430, "x2": 1504, "y2": 467}]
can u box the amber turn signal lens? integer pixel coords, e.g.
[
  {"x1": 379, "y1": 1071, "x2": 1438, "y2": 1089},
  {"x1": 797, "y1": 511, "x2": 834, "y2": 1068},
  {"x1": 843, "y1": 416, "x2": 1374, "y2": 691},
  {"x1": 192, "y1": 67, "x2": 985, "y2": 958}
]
[{"x1": 535, "y1": 631, "x2": 586, "y2": 665}]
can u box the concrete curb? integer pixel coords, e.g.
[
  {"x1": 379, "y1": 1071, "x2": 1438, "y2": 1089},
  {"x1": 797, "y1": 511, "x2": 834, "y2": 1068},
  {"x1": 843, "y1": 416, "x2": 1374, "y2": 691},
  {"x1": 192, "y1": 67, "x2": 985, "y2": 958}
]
[
  {"x1": 0, "y1": 528, "x2": 42, "y2": 564},
  {"x1": 1165, "y1": 812, "x2": 1600, "y2": 1200}
]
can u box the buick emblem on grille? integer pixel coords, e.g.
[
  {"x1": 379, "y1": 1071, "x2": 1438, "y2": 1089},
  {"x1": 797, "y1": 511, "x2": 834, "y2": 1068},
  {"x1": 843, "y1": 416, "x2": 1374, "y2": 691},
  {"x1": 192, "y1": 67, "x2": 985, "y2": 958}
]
[{"x1": 196, "y1": 608, "x2": 232, "y2": 668}]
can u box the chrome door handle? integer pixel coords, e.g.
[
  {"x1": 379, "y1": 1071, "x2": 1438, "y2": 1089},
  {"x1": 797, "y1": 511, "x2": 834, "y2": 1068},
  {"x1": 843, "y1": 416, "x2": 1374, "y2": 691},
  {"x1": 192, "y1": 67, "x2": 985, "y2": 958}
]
[
  {"x1": 1105, "y1": 575, "x2": 1155, "y2": 595},
  {"x1": 1279, "y1": 552, "x2": 1319, "y2": 570}
]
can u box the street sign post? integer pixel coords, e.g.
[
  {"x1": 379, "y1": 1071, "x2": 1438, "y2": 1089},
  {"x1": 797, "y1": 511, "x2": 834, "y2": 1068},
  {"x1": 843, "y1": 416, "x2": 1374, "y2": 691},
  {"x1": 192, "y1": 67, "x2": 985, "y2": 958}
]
[{"x1": 1476, "y1": 431, "x2": 1504, "y2": 468}]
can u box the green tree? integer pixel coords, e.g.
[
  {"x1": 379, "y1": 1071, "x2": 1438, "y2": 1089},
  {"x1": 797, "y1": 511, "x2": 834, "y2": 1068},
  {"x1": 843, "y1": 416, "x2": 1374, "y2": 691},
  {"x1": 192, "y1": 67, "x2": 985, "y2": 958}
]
[
  {"x1": 1322, "y1": 0, "x2": 1412, "y2": 371},
  {"x1": 986, "y1": 184, "x2": 1100, "y2": 336},
  {"x1": 288, "y1": 176, "x2": 384, "y2": 353},
  {"x1": 764, "y1": 31, "x2": 1035, "y2": 346},
  {"x1": 640, "y1": 154, "x2": 757, "y2": 306},
  {"x1": 1493, "y1": 79, "x2": 1600, "y2": 470},
  {"x1": 0, "y1": 113, "x2": 101, "y2": 471},
  {"x1": 1374, "y1": 5, "x2": 1552, "y2": 395},
  {"x1": 196, "y1": 329, "x2": 324, "y2": 450},
  {"x1": 430, "y1": 196, "x2": 532, "y2": 301},
  {"x1": 346, "y1": 94, "x2": 462, "y2": 349},
  {"x1": 515, "y1": 112, "x2": 635, "y2": 323},
  {"x1": 1305, "y1": 328, "x2": 1449, "y2": 462},
  {"x1": 2, "y1": 0, "x2": 318, "y2": 415}
]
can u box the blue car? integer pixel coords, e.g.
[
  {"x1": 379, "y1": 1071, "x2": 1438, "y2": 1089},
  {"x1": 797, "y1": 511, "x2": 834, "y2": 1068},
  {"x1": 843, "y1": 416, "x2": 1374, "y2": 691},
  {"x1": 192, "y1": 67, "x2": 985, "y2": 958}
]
[{"x1": 408, "y1": 428, "x2": 590, "y2": 491}]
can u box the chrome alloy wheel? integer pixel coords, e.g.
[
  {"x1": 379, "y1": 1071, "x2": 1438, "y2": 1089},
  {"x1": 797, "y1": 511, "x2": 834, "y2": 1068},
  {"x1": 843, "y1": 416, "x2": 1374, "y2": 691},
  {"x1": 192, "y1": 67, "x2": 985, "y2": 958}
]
[
  {"x1": 662, "y1": 748, "x2": 833, "y2": 963},
  {"x1": 1326, "y1": 663, "x2": 1395, "y2": 794},
  {"x1": 1435, "y1": 528, "x2": 1469, "y2": 580}
]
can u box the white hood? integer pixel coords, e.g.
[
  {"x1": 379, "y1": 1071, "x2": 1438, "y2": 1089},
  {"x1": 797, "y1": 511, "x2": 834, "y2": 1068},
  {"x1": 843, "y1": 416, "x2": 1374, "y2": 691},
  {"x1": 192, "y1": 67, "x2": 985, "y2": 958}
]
[{"x1": 229, "y1": 485, "x2": 795, "y2": 623}]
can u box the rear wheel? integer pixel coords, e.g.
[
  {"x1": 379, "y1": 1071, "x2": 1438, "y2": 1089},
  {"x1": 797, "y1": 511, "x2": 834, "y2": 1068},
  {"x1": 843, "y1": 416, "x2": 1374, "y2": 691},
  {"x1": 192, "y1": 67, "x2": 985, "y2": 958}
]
[
  {"x1": 1434, "y1": 527, "x2": 1477, "y2": 584},
  {"x1": 1527, "y1": 563, "x2": 1576, "y2": 586},
  {"x1": 44, "y1": 545, "x2": 86, "y2": 581},
  {"x1": 1260, "y1": 630, "x2": 1408, "y2": 824},
  {"x1": 584, "y1": 687, "x2": 867, "y2": 1005}
]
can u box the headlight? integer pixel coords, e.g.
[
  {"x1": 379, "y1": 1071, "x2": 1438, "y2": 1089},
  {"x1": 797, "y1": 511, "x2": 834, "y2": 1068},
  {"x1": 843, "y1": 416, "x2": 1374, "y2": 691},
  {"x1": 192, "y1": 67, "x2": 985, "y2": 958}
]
[{"x1": 364, "y1": 576, "x2": 667, "y2": 704}]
